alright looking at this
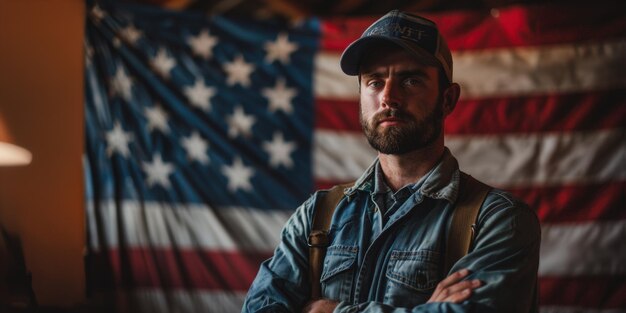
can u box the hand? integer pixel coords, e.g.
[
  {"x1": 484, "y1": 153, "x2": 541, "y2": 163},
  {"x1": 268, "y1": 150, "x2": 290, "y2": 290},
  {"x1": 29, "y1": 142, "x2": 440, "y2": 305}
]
[
  {"x1": 302, "y1": 299, "x2": 339, "y2": 313},
  {"x1": 427, "y1": 268, "x2": 482, "y2": 303}
]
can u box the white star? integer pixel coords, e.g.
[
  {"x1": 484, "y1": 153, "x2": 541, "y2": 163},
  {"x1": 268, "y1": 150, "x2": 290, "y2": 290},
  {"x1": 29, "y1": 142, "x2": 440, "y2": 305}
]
[
  {"x1": 187, "y1": 29, "x2": 218, "y2": 59},
  {"x1": 181, "y1": 131, "x2": 209, "y2": 164},
  {"x1": 221, "y1": 157, "x2": 254, "y2": 192},
  {"x1": 151, "y1": 48, "x2": 176, "y2": 78},
  {"x1": 184, "y1": 78, "x2": 216, "y2": 111},
  {"x1": 264, "y1": 32, "x2": 298, "y2": 64},
  {"x1": 105, "y1": 121, "x2": 133, "y2": 157},
  {"x1": 262, "y1": 78, "x2": 297, "y2": 114},
  {"x1": 144, "y1": 104, "x2": 170, "y2": 134},
  {"x1": 226, "y1": 105, "x2": 256, "y2": 138},
  {"x1": 110, "y1": 66, "x2": 133, "y2": 101},
  {"x1": 263, "y1": 132, "x2": 297, "y2": 168},
  {"x1": 223, "y1": 55, "x2": 255, "y2": 87},
  {"x1": 142, "y1": 154, "x2": 175, "y2": 188},
  {"x1": 120, "y1": 24, "x2": 142, "y2": 46}
]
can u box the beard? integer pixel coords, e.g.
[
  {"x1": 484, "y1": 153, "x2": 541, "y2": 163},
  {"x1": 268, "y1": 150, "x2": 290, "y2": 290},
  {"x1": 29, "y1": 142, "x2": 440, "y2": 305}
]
[{"x1": 360, "y1": 101, "x2": 444, "y2": 155}]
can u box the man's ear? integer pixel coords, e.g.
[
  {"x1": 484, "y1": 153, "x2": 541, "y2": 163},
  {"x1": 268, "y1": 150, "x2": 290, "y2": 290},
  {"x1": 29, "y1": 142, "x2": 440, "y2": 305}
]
[{"x1": 442, "y1": 83, "x2": 460, "y2": 116}]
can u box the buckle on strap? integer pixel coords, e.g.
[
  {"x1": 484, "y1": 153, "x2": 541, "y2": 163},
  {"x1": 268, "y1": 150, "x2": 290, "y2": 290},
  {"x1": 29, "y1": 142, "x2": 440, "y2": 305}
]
[{"x1": 308, "y1": 230, "x2": 330, "y2": 247}]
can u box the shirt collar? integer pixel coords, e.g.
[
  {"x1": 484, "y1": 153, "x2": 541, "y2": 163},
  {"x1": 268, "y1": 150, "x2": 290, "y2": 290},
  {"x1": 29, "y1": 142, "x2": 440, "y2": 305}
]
[
  {"x1": 373, "y1": 162, "x2": 392, "y2": 195},
  {"x1": 347, "y1": 147, "x2": 461, "y2": 204}
]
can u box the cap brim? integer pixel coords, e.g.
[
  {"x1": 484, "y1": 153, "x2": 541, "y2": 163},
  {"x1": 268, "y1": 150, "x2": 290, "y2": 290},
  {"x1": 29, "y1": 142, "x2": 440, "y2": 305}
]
[{"x1": 340, "y1": 36, "x2": 438, "y2": 76}]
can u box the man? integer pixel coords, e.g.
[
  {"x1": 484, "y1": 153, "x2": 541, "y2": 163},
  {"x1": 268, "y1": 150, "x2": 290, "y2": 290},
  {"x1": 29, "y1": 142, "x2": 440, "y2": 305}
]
[{"x1": 243, "y1": 10, "x2": 540, "y2": 313}]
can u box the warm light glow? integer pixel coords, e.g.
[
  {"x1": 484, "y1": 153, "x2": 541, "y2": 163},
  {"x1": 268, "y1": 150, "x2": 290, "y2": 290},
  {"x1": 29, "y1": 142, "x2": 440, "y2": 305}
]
[{"x1": 0, "y1": 141, "x2": 32, "y2": 166}]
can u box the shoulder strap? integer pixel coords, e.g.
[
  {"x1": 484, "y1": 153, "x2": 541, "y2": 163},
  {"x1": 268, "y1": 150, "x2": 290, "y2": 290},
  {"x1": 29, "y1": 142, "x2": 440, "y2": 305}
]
[
  {"x1": 444, "y1": 173, "x2": 491, "y2": 275},
  {"x1": 308, "y1": 183, "x2": 352, "y2": 300},
  {"x1": 308, "y1": 175, "x2": 490, "y2": 297}
]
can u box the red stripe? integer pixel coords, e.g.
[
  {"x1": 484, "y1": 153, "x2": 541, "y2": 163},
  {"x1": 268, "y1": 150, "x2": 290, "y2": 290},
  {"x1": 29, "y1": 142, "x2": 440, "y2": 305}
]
[
  {"x1": 450, "y1": 90, "x2": 626, "y2": 135},
  {"x1": 315, "y1": 179, "x2": 351, "y2": 191},
  {"x1": 509, "y1": 181, "x2": 626, "y2": 223},
  {"x1": 100, "y1": 249, "x2": 271, "y2": 291},
  {"x1": 321, "y1": 2, "x2": 626, "y2": 52},
  {"x1": 315, "y1": 89, "x2": 626, "y2": 135},
  {"x1": 315, "y1": 180, "x2": 626, "y2": 223},
  {"x1": 539, "y1": 276, "x2": 626, "y2": 308},
  {"x1": 315, "y1": 98, "x2": 360, "y2": 133}
]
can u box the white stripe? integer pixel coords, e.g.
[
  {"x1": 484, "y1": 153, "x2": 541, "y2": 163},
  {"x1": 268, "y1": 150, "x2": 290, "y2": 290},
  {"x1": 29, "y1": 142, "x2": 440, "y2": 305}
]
[
  {"x1": 450, "y1": 129, "x2": 626, "y2": 187},
  {"x1": 87, "y1": 200, "x2": 291, "y2": 250},
  {"x1": 314, "y1": 39, "x2": 626, "y2": 100},
  {"x1": 314, "y1": 50, "x2": 359, "y2": 100},
  {"x1": 312, "y1": 131, "x2": 377, "y2": 182},
  {"x1": 313, "y1": 128, "x2": 626, "y2": 188},
  {"x1": 540, "y1": 306, "x2": 626, "y2": 313},
  {"x1": 539, "y1": 219, "x2": 626, "y2": 276}
]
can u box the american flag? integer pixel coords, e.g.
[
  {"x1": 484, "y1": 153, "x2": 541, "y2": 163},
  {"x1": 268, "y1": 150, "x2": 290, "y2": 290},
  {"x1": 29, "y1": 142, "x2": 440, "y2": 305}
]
[{"x1": 84, "y1": 1, "x2": 626, "y2": 312}]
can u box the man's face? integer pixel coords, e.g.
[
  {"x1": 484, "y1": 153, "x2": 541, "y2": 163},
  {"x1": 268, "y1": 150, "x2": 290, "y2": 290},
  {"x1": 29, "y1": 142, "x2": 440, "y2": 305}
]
[{"x1": 359, "y1": 45, "x2": 445, "y2": 155}]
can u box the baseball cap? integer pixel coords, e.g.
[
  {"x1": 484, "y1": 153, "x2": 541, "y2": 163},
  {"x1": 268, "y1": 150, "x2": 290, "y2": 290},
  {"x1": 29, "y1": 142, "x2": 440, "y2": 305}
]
[{"x1": 340, "y1": 10, "x2": 453, "y2": 83}]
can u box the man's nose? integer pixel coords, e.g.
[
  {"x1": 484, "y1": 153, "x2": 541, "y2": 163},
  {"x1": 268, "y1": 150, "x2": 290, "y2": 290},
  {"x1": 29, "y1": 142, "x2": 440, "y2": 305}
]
[{"x1": 380, "y1": 82, "x2": 401, "y2": 109}]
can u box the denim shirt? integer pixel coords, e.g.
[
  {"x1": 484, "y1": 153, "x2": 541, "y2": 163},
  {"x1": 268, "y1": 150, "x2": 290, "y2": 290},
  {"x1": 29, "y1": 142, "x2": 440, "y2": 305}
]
[{"x1": 242, "y1": 148, "x2": 540, "y2": 313}]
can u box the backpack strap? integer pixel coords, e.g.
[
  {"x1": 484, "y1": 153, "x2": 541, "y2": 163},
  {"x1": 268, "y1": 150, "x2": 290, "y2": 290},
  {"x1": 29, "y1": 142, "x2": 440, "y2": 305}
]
[
  {"x1": 444, "y1": 172, "x2": 491, "y2": 275},
  {"x1": 308, "y1": 183, "x2": 352, "y2": 300}
]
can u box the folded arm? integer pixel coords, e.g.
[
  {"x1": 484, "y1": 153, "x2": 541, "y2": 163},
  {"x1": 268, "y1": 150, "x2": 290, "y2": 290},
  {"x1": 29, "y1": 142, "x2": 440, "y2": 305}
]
[{"x1": 332, "y1": 191, "x2": 541, "y2": 313}]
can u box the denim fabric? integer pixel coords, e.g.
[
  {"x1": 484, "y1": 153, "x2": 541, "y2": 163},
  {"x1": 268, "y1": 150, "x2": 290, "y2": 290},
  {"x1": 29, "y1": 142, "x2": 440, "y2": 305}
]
[{"x1": 242, "y1": 148, "x2": 540, "y2": 313}]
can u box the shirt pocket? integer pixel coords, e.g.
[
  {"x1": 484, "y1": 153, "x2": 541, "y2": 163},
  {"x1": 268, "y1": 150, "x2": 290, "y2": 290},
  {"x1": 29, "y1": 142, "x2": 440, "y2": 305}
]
[
  {"x1": 384, "y1": 250, "x2": 440, "y2": 306},
  {"x1": 320, "y1": 245, "x2": 358, "y2": 301}
]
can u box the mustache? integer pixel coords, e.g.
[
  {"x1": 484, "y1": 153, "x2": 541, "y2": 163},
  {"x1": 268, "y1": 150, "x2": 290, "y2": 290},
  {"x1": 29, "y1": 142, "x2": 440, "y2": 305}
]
[{"x1": 372, "y1": 108, "x2": 413, "y2": 123}]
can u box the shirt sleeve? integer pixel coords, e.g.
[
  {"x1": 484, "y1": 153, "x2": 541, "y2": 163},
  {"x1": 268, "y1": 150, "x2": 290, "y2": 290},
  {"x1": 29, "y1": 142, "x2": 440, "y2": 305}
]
[
  {"x1": 241, "y1": 194, "x2": 318, "y2": 313},
  {"x1": 334, "y1": 189, "x2": 541, "y2": 313}
]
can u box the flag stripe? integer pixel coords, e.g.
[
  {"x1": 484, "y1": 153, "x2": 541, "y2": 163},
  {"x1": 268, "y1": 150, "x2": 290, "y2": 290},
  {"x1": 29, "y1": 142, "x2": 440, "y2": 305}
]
[
  {"x1": 314, "y1": 39, "x2": 626, "y2": 101},
  {"x1": 87, "y1": 201, "x2": 292, "y2": 251},
  {"x1": 539, "y1": 276, "x2": 626, "y2": 309},
  {"x1": 313, "y1": 128, "x2": 625, "y2": 187},
  {"x1": 102, "y1": 249, "x2": 271, "y2": 290},
  {"x1": 511, "y1": 181, "x2": 626, "y2": 224},
  {"x1": 320, "y1": 3, "x2": 626, "y2": 52},
  {"x1": 539, "y1": 219, "x2": 626, "y2": 276},
  {"x1": 315, "y1": 89, "x2": 626, "y2": 134},
  {"x1": 449, "y1": 91, "x2": 626, "y2": 134}
]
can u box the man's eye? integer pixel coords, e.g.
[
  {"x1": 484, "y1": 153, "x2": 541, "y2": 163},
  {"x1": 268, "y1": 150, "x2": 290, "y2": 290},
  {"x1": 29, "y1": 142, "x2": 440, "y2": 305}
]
[
  {"x1": 403, "y1": 78, "x2": 421, "y2": 87},
  {"x1": 368, "y1": 81, "x2": 383, "y2": 88}
]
